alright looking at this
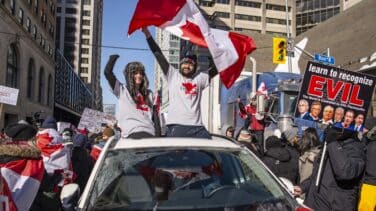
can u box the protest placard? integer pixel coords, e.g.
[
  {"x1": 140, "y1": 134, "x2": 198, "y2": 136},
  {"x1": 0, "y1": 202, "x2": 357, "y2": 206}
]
[
  {"x1": 295, "y1": 61, "x2": 376, "y2": 132},
  {"x1": 78, "y1": 108, "x2": 117, "y2": 133},
  {"x1": 0, "y1": 85, "x2": 19, "y2": 106}
]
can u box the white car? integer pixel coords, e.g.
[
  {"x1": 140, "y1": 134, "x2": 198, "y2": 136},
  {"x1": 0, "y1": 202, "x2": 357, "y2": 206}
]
[{"x1": 61, "y1": 135, "x2": 310, "y2": 211}]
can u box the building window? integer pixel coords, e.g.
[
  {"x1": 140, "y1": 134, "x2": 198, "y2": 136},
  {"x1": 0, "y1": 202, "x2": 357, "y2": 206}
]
[
  {"x1": 34, "y1": 0, "x2": 38, "y2": 14},
  {"x1": 32, "y1": 25, "x2": 37, "y2": 39},
  {"x1": 80, "y1": 67, "x2": 88, "y2": 73},
  {"x1": 215, "y1": 12, "x2": 230, "y2": 18},
  {"x1": 82, "y1": 19, "x2": 90, "y2": 25},
  {"x1": 236, "y1": 1, "x2": 261, "y2": 8},
  {"x1": 82, "y1": 29, "x2": 90, "y2": 35},
  {"x1": 266, "y1": 4, "x2": 291, "y2": 12},
  {"x1": 81, "y1": 48, "x2": 89, "y2": 54},
  {"x1": 27, "y1": 59, "x2": 35, "y2": 99},
  {"x1": 83, "y1": 0, "x2": 91, "y2": 5},
  {"x1": 6, "y1": 44, "x2": 18, "y2": 88},
  {"x1": 81, "y1": 58, "x2": 89, "y2": 64},
  {"x1": 18, "y1": 8, "x2": 24, "y2": 24},
  {"x1": 38, "y1": 68, "x2": 45, "y2": 103},
  {"x1": 47, "y1": 74, "x2": 53, "y2": 106},
  {"x1": 235, "y1": 14, "x2": 261, "y2": 22},
  {"x1": 10, "y1": 0, "x2": 15, "y2": 14},
  {"x1": 199, "y1": 1, "x2": 214, "y2": 7},
  {"x1": 83, "y1": 10, "x2": 90, "y2": 16},
  {"x1": 81, "y1": 77, "x2": 88, "y2": 83},
  {"x1": 82, "y1": 39, "x2": 90, "y2": 45},
  {"x1": 65, "y1": 7, "x2": 77, "y2": 14},
  {"x1": 266, "y1": 17, "x2": 291, "y2": 25},
  {"x1": 216, "y1": 0, "x2": 229, "y2": 4},
  {"x1": 26, "y1": 17, "x2": 31, "y2": 32}
]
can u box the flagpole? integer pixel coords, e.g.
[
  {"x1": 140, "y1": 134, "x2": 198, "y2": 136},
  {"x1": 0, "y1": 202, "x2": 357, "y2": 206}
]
[
  {"x1": 250, "y1": 56, "x2": 256, "y2": 96},
  {"x1": 284, "y1": 0, "x2": 292, "y2": 73}
]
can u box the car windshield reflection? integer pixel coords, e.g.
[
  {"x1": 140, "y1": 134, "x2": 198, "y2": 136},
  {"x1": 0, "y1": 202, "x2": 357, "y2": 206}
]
[{"x1": 89, "y1": 148, "x2": 296, "y2": 211}]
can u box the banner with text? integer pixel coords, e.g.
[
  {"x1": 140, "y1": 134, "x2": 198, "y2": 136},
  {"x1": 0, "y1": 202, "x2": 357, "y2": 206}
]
[
  {"x1": 78, "y1": 108, "x2": 117, "y2": 133},
  {"x1": 295, "y1": 61, "x2": 376, "y2": 132},
  {"x1": 0, "y1": 85, "x2": 19, "y2": 106}
]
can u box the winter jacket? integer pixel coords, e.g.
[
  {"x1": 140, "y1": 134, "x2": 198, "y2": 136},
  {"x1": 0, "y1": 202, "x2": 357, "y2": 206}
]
[
  {"x1": 301, "y1": 138, "x2": 365, "y2": 211},
  {"x1": 262, "y1": 147, "x2": 297, "y2": 183},
  {"x1": 358, "y1": 133, "x2": 376, "y2": 211},
  {"x1": 72, "y1": 147, "x2": 94, "y2": 192},
  {"x1": 284, "y1": 144, "x2": 300, "y2": 184},
  {"x1": 299, "y1": 147, "x2": 320, "y2": 183}
]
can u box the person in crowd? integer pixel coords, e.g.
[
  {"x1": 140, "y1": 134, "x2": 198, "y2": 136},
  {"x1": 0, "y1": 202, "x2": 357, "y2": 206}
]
[
  {"x1": 62, "y1": 127, "x2": 74, "y2": 143},
  {"x1": 297, "y1": 99, "x2": 309, "y2": 118},
  {"x1": 104, "y1": 54, "x2": 159, "y2": 139},
  {"x1": 0, "y1": 122, "x2": 44, "y2": 211},
  {"x1": 298, "y1": 127, "x2": 321, "y2": 183},
  {"x1": 71, "y1": 134, "x2": 94, "y2": 192},
  {"x1": 237, "y1": 129, "x2": 262, "y2": 157},
  {"x1": 90, "y1": 127, "x2": 115, "y2": 161},
  {"x1": 293, "y1": 127, "x2": 365, "y2": 211},
  {"x1": 353, "y1": 113, "x2": 365, "y2": 132},
  {"x1": 281, "y1": 127, "x2": 300, "y2": 184},
  {"x1": 225, "y1": 126, "x2": 235, "y2": 138},
  {"x1": 262, "y1": 135, "x2": 298, "y2": 183},
  {"x1": 320, "y1": 105, "x2": 334, "y2": 125},
  {"x1": 303, "y1": 101, "x2": 321, "y2": 122},
  {"x1": 36, "y1": 116, "x2": 73, "y2": 187},
  {"x1": 237, "y1": 94, "x2": 265, "y2": 154},
  {"x1": 142, "y1": 27, "x2": 217, "y2": 138},
  {"x1": 0, "y1": 128, "x2": 5, "y2": 139},
  {"x1": 358, "y1": 117, "x2": 376, "y2": 211},
  {"x1": 333, "y1": 106, "x2": 345, "y2": 124},
  {"x1": 334, "y1": 110, "x2": 355, "y2": 130}
]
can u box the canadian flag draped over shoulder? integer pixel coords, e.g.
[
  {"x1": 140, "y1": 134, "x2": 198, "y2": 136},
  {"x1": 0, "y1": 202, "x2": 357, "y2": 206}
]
[
  {"x1": 128, "y1": 0, "x2": 256, "y2": 88},
  {"x1": 0, "y1": 159, "x2": 44, "y2": 211},
  {"x1": 36, "y1": 129, "x2": 74, "y2": 185}
]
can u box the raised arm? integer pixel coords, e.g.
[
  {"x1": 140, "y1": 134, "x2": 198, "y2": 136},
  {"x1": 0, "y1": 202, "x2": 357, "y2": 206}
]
[
  {"x1": 208, "y1": 56, "x2": 218, "y2": 79},
  {"x1": 104, "y1": 55, "x2": 119, "y2": 90},
  {"x1": 142, "y1": 27, "x2": 170, "y2": 75}
]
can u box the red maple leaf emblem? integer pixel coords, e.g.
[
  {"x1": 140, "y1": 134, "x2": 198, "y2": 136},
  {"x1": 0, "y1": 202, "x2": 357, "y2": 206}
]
[
  {"x1": 182, "y1": 82, "x2": 197, "y2": 96},
  {"x1": 180, "y1": 20, "x2": 208, "y2": 48},
  {"x1": 136, "y1": 94, "x2": 149, "y2": 112}
]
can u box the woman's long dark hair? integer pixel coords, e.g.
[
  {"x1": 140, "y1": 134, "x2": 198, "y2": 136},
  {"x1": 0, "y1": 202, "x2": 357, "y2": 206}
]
[
  {"x1": 124, "y1": 62, "x2": 151, "y2": 107},
  {"x1": 299, "y1": 127, "x2": 321, "y2": 154}
]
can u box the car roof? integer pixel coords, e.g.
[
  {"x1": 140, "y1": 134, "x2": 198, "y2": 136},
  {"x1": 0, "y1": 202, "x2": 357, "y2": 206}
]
[{"x1": 113, "y1": 136, "x2": 241, "y2": 150}]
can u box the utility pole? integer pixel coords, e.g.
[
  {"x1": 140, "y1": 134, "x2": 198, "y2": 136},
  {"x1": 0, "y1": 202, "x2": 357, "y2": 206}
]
[{"x1": 284, "y1": 0, "x2": 292, "y2": 73}]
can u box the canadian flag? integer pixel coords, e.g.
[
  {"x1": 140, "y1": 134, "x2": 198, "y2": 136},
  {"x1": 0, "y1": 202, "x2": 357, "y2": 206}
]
[
  {"x1": 36, "y1": 129, "x2": 73, "y2": 185},
  {"x1": 257, "y1": 81, "x2": 268, "y2": 96},
  {"x1": 128, "y1": 0, "x2": 256, "y2": 88},
  {"x1": 0, "y1": 159, "x2": 44, "y2": 211}
]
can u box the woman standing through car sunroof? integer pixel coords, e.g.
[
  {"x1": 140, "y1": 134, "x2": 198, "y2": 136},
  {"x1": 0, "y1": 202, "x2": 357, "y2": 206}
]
[{"x1": 104, "y1": 55, "x2": 160, "y2": 139}]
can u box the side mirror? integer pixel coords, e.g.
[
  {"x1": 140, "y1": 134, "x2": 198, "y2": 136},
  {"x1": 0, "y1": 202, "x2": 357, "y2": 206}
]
[{"x1": 60, "y1": 183, "x2": 80, "y2": 211}]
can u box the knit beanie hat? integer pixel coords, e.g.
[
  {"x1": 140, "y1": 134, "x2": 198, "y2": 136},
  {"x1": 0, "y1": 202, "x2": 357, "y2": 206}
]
[
  {"x1": 5, "y1": 123, "x2": 37, "y2": 141},
  {"x1": 282, "y1": 127, "x2": 298, "y2": 144},
  {"x1": 102, "y1": 127, "x2": 115, "y2": 137},
  {"x1": 180, "y1": 55, "x2": 197, "y2": 66},
  {"x1": 41, "y1": 116, "x2": 57, "y2": 130},
  {"x1": 73, "y1": 134, "x2": 87, "y2": 147}
]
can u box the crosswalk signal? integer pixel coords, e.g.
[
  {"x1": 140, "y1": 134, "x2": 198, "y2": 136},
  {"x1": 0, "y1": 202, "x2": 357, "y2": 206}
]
[{"x1": 273, "y1": 37, "x2": 286, "y2": 64}]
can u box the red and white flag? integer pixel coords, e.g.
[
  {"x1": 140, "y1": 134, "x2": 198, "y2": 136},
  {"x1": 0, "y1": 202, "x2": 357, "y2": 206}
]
[
  {"x1": 36, "y1": 129, "x2": 73, "y2": 185},
  {"x1": 0, "y1": 159, "x2": 44, "y2": 211},
  {"x1": 128, "y1": 0, "x2": 256, "y2": 88}
]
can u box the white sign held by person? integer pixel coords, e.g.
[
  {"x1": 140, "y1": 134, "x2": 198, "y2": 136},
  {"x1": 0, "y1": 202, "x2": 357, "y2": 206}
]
[
  {"x1": 0, "y1": 85, "x2": 19, "y2": 106},
  {"x1": 78, "y1": 108, "x2": 116, "y2": 133}
]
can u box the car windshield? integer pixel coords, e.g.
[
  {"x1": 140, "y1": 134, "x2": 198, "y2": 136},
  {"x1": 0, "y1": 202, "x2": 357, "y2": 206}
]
[{"x1": 87, "y1": 147, "x2": 296, "y2": 211}]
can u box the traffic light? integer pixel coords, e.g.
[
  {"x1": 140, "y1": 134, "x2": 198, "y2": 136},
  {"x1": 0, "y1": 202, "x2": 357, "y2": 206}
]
[{"x1": 273, "y1": 37, "x2": 286, "y2": 64}]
